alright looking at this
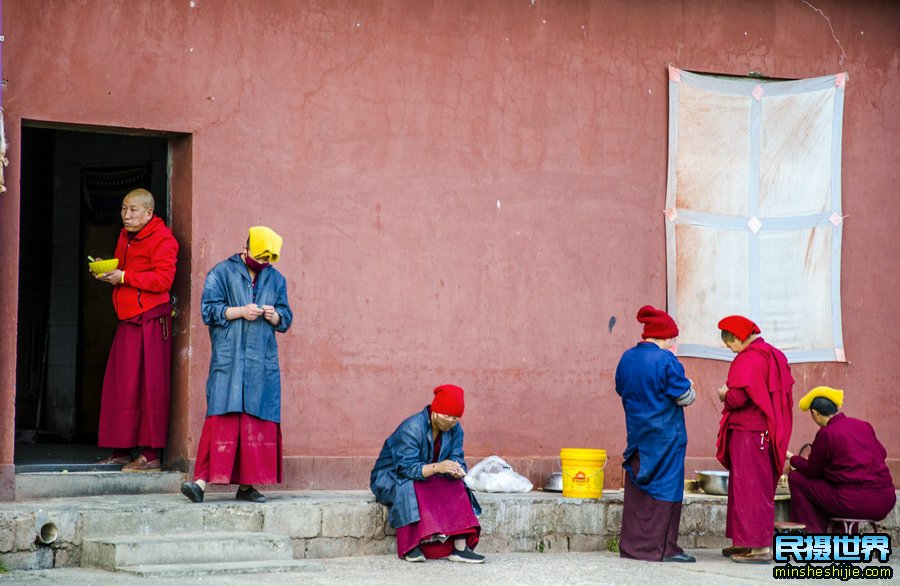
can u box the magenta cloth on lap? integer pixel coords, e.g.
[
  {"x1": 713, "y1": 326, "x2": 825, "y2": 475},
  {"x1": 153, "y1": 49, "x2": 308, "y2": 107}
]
[
  {"x1": 788, "y1": 472, "x2": 896, "y2": 534},
  {"x1": 395, "y1": 475, "x2": 480, "y2": 559}
]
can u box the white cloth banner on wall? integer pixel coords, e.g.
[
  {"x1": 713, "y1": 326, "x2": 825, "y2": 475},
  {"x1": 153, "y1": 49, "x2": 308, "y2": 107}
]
[{"x1": 665, "y1": 67, "x2": 847, "y2": 363}]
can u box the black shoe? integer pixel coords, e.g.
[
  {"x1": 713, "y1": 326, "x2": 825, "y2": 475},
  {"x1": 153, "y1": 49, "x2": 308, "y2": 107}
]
[
  {"x1": 403, "y1": 546, "x2": 426, "y2": 563},
  {"x1": 180, "y1": 482, "x2": 204, "y2": 503},
  {"x1": 448, "y1": 547, "x2": 485, "y2": 564},
  {"x1": 235, "y1": 486, "x2": 266, "y2": 503},
  {"x1": 663, "y1": 553, "x2": 696, "y2": 563}
]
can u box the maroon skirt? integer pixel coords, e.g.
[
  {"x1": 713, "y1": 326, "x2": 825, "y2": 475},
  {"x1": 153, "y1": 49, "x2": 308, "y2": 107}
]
[
  {"x1": 98, "y1": 302, "x2": 172, "y2": 449},
  {"x1": 619, "y1": 452, "x2": 685, "y2": 561},
  {"x1": 726, "y1": 430, "x2": 776, "y2": 547},
  {"x1": 395, "y1": 475, "x2": 480, "y2": 559},
  {"x1": 193, "y1": 413, "x2": 282, "y2": 486},
  {"x1": 789, "y1": 472, "x2": 897, "y2": 534}
]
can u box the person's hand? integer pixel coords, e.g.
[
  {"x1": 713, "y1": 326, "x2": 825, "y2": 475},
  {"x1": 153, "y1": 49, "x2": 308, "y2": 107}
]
[
  {"x1": 435, "y1": 460, "x2": 466, "y2": 478},
  {"x1": 240, "y1": 303, "x2": 264, "y2": 321},
  {"x1": 262, "y1": 304, "x2": 280, "y2": 325},
  {"x1": 785, "y1": 450, "x2": 793, "y2": 460},
  {"x1": 717, "y1": 384, "x2": 729, "y2": 402},
  {"x1": 95, "y1": 269, "x2": 124, "y2": 285}
]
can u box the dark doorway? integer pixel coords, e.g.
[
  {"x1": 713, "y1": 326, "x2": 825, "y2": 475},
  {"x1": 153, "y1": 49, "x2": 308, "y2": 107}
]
[{"x1": 15, "y1": 126, "x2": 169, "y2": 470}]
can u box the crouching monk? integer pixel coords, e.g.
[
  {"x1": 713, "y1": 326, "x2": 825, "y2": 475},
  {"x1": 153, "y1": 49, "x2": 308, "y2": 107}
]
[
  {"x1": 787, "y1": 386, "x2": 896, "y2": 533},
  {"x1": 370, "y1": 385, "x2": 484, "y2": 564}
]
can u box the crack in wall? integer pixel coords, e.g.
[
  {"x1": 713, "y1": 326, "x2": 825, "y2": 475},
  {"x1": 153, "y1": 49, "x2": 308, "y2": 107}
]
[{"x1": 800, "y1": 0, "x2": 847, "y2": 70}]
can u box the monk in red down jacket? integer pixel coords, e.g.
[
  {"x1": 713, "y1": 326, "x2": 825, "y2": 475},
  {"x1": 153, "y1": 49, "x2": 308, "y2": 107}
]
[{"x1": 94, "y1": 188, "x2": 178, "y2": 471}]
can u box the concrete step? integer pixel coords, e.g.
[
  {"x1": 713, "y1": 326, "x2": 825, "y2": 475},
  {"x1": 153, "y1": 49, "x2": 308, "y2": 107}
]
[
  {"x1": 81, "y1": 531, "x2": 293, "y2": 570},
  {"x1": 117, "y1": 559, "x2": 323, "y2": 577},
  {"x1": 11, "y1": 489, "x2": 900, "y2": 573},
  {"x1": 16, "y1": 470, "x2": 185, "y2": 499},
  {"x1": 16, "y1": 463, "x2": 128, "y2": 473}
]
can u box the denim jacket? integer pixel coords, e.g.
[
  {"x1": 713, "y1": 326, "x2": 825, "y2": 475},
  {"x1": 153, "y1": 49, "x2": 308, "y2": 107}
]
[
  {"x1": 370, "y1": 406, "x2": 481, "y2": 528},
  {"x1": 201, "y1": 254, "x2": 292, "y2": 422}
]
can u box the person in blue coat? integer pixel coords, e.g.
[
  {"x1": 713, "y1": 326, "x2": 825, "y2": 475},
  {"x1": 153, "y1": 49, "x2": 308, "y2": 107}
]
[
  {"x1": 181, "y1": 226, "x2": 292, "y2": 504},
  {"x1": 615, "y1": 306, "x2": 695, "y2": 562},
  {"x1": 370, "y1": 385, "x2": 484, "y2": 564}
]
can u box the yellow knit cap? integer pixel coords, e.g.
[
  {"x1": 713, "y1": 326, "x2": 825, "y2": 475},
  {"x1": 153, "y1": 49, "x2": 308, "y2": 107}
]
[
  {"x1": 248, "y1": 226, "x2": 282, "y2": 263},
  {"x1": 798, "y1": 386, "x2": 844, "y2": 411}
]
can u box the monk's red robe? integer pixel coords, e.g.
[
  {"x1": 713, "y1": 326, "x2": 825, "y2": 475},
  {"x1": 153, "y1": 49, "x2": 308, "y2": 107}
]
[
  {"x1": 98, "y1": 302, "x2": 172, "y2": 449},
  {"x1": 193, "y1": 413, "x2": 282, "y2": 486},
  {"x1": 99, "y1": 217, "x2": 177, "y2": 451},
  {"x1": 717, "y1": 337, "x2": 793, "y2": 547},
  {"x1": 789, "y1": 413, "x2": 896, "y2": 533}
]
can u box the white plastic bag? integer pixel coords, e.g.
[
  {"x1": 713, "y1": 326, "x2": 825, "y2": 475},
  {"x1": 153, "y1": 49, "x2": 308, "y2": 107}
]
[{"x1": 464, "y1": 455, "x2": 533, "y2": 493}]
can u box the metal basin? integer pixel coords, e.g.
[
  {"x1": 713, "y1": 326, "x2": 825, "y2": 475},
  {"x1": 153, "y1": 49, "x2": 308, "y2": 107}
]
[
  {"x1": 695, "y1": 470, "x2": 729, "y2": 495},
  {"x1": 544, "y1": 472, "x2": 563, "y2": 492}
]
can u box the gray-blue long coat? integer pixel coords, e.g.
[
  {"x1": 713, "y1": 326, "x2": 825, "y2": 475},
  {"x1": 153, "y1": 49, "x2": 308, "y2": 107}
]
[
  {"x1": 370, "y1": 406, "x2": 481, "y2": 528},
  {"x1": 201, "y1": 254, "x2": 292, "y2": 423}
]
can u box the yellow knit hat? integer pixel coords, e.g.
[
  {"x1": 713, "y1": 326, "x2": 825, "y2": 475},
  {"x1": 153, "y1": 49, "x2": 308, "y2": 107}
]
[
  {"x1": 798, "y1": 386, "x2": 844, "y2": 411},
  {"x1": 248, "y1": 226, "x2": 282, "y2": 263}
]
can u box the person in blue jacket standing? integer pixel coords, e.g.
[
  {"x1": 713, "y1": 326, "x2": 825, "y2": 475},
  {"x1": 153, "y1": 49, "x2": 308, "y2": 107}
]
[
  {"x1": 615, "y1": 305, "x2": 695, "y2": 562},
  {"x1": 370, "y1": 385, "x2": 484, "y2": 564},
  {"x1": 181, "y1": 226, "x2": 292, "y2": 504}
]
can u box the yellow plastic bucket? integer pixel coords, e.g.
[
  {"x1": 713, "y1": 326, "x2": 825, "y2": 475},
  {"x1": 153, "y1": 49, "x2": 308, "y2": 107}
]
[{"x1": 560, "y1": 448, "x2": 607, "y2": 499}]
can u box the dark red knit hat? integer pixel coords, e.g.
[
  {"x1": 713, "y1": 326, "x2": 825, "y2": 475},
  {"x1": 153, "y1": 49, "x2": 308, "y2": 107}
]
[
  {"x1": 432, "y1": 384, "x2": 465, "y2": 417},
  {"x1": 636, "y1": 305, "x2": 679, "y2": 340},
  {"x1": 718, "y1": 315, "x2": 761, "y2": 341}
]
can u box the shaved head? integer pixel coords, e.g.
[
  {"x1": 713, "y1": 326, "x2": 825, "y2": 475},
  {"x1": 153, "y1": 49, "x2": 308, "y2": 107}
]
[
  {"x1": 121, "y1": 189, "x2": 155, "y2": 233},
  {"x1": 124, "y1": 188, "x2": 155, "y2": 212}
]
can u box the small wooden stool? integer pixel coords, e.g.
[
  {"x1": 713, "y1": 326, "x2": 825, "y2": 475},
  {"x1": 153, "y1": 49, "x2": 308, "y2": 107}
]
[
  {"x1": 774, "y1": 521, "x2": 806, "y2": 534},
  {"x1": 826, "y1": 518, "x2": 873, "y2": 534}
]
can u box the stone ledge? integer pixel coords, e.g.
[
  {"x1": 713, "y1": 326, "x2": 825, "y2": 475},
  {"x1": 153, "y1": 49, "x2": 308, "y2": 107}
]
[{"x1": 0, "y1": 490, "x2": 897, "y2": 570}]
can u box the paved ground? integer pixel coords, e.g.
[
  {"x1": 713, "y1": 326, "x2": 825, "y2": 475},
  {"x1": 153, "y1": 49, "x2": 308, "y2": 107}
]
[{"x1": 1, "y1": 549, "x2": 895, "y2": 585}]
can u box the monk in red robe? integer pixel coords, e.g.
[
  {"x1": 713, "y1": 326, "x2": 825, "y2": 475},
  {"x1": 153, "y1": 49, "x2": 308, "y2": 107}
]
[
  {"x1": 787, "y1": 386, "x2": 896, "y2": 533},
  {"x1": 716, "y1": 315, "x2": 793, "y2": 564},
  {"x1": 95, "y1": 189, "x2": 178, "y2": 471}
]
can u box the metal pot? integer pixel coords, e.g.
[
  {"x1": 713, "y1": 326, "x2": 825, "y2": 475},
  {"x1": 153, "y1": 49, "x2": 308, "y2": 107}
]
[
  {"x1": 695, "y1": 470, "x2": 729, "y2": 495},
  {"x1": 544, "y1": 472, "x2": 563, "y2": 492}
]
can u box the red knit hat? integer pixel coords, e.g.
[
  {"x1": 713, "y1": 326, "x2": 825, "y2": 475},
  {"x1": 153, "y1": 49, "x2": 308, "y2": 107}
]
[
  {"x1": 636, "y1": 306, "x2": 679, "y2": 340},
  {"x1": 718, "y1": 315, "x2": 761, "y2": 341},
  {"x1": 432, "y1": 384, "x2": 465, "y2": 417}
]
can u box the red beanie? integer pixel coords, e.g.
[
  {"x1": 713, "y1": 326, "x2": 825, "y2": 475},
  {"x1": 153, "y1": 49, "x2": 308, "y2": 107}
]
[
  {"x1": 432, "y1": 384, "x2": 465, "y2": 417},
  {"x1": 636, "y1": 305, "x2": 679, "y2": 340},
  {"x1": 718, "y1": 315, "x2": 761, "y2": 341}
]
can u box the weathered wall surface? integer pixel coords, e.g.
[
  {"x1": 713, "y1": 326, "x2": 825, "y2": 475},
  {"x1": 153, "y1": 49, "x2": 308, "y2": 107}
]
[{"x1": 1, "y1": 0, "x2": 899, "y2": 495}]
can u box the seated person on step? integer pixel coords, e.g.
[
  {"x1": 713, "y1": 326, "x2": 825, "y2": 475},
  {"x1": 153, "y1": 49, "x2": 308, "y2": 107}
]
[
  {"x1": 787, "y1": 386, "x2": 896, "y2": 533},
  {"x1": 370, "y1": 384, "x2": 484, "y2": 564}
]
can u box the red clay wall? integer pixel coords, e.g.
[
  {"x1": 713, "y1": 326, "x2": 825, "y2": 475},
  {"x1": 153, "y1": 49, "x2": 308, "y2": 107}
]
[{"x1": 1, "y1": 0, "x2": 899, "y2": 497}]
